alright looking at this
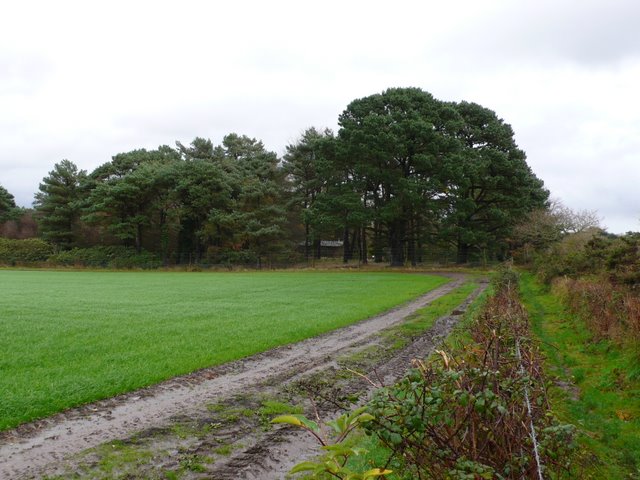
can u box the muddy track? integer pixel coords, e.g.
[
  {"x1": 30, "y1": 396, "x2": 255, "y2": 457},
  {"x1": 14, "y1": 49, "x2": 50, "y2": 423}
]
[
  {"x1": 0, "y1": 273, "x2": 483, "y2": 479},
  {"x1": 213, "y1": 280, "x2": 487, "y2": 480}
]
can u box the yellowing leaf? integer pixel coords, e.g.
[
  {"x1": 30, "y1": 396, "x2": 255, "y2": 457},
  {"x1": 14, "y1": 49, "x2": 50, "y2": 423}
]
[
  {"x1": 363, "y1": 468, "x2": 393, "y2": 478},
  {"x1": 290, "y1": 461, "x2": 321, "y2": 473},
  {"x1": 356, "y1": 413, "x2": 375, "y2": 423},
  {"x1": 616, "y1": 410, "x2": 632, "y2": 421},
  {"x1": 271, "y1": 415, "x2": 303, "y2": 427}
]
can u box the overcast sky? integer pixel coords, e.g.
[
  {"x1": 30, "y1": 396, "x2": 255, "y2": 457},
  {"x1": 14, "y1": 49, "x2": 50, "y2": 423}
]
[{"x1": 1, "y1": 0, "x2": 639, "y2": 233}]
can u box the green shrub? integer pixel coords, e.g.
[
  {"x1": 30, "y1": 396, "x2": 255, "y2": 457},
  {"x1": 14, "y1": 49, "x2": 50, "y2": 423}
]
[
  {"x1": 491, "y1": 263, "x2": 519, "y2": 291},
  {"x1": 205, "y1": 248, "x2": 259, "y2": 265},
  {"x1": 533, "y1": 231, "x2": 640, "y2": 288},
  {"x1": 0, "y1": 238, "x2": 53, "y2": 264},
  {"x1": 47, "y1": 246, "x2": 160, "y2": 269}
]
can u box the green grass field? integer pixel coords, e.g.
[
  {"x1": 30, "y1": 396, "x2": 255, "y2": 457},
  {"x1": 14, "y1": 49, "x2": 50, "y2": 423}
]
[{"x1": 0, "y1": 270, "x2": 448, "y2": 431}]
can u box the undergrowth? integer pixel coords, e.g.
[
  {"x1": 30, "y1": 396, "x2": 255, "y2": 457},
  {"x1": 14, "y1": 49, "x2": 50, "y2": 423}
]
[
  {"x1": 552, "y1": 275, "x2": 640, "y2": 344},
  {"x1": 521, "y1": 273, "x2": 640, "y2": 479}
]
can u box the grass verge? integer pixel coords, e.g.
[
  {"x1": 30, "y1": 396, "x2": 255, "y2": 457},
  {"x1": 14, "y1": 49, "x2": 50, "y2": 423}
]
[
  {"x1": 0, "y1": 270, "x2": 448, "y2": 430},
  {"x1": 520, "y1": 273, "x2": 640, "y2": 478}
]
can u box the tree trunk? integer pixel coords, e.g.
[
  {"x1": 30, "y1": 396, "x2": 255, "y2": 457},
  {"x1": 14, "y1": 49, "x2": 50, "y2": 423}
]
[
  {"x1": 192, "y1": 231, "x2": 203, "y2": 264},
  {"x1": 349, "y1": 229, "x2": 358, "y2": 261},
  {"x1": 160, "y1": 209, "x2": 169, "y2": 266},
  {"x1": 416, "y1": 216, "x2": 423, "y2": 263},
  {"x1": 408, "y1": 217, "x2": 417, "y2": 267},
  {"x1": 361, "y1": 226, "x2": 368, "y2": 264},
  {"x1": 342, "y1": 226, "x2": 351, "y2": 263},
  {"x1": 135, "y1": 223, "x2": 142, "y2": 254},
  {"x1": 388, "y1": 222, "x2": 405, "y2": 267},
  {"x1": 456, "y1": 242, "x2": 470, "y2": 264},
  {"x1": 373, "y1": 222, "x2": 384, "y2": 263},
  {"x1": 304, "y1": 221, "x2": 310, "y2": 261}
]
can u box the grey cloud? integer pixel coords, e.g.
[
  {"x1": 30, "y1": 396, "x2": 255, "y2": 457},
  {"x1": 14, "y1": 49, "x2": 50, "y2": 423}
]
[
  {"x1": 434, "y1": 0, "x2": 640, "y2": 68},
  {"x1": 0, "y1": 51, "x2": 52, "y2": 95},
  {"x1": 113, "y1": 96, "x2": 340, "y2": 156},
  {"x1": 510, "y1": 0, "x2": 640, "y2": 65},
  {"x1": 537, "y1": 145, "x2": 640, "y2": 234}
]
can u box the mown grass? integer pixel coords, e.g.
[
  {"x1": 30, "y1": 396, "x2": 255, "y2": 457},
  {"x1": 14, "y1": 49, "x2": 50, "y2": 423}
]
[
  {"x1": 0, "y1": 270, "x2": 448, "y2": 431},
  {"x1": 520, "y1": 273, "x2": 640, "y2": 479}
]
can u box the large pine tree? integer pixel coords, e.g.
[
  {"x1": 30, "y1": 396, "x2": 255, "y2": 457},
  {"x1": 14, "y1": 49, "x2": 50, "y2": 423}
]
[{"x1": 33, "y1": 160, "x2": 86, "y2": 248}]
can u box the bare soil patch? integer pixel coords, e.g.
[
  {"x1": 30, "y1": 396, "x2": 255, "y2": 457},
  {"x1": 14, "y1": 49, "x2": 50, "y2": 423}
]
[{"x1": 0, "y1": 273, "x2": 485, "y2": 479}]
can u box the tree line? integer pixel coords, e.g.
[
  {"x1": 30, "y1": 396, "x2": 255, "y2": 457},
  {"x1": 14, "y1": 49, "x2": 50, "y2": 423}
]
[{"x1": 1, "y1": 88, "x2": 549, "y2": 266}]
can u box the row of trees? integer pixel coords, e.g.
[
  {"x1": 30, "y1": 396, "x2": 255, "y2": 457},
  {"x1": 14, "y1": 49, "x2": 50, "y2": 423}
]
[
  {"x1": 2, "y1": 88, "x2": 549, "y2": 266},
  {"x1": 30, "y1": 136, "x2": 286, "y2": 266}
]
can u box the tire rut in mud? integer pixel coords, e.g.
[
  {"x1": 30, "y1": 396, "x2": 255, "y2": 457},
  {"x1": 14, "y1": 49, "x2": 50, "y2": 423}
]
[{"x1": 211, "y1": 281, "x2": 487, "y2": 479}]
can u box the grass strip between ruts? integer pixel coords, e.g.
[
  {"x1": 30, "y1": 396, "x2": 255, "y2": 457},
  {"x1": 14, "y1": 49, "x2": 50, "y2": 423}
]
[{"x1": 345, "y1": 279, "x2": 489, "y2": 479}]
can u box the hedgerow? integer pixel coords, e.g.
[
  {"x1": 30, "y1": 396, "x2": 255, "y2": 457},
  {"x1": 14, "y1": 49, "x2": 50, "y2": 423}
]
[
  {"x1": 0, "y1": 237, "x2": 52, "y2": 264},
  {"x1": 47, "y1": 246, "x2": 161, "y2": 269}
]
